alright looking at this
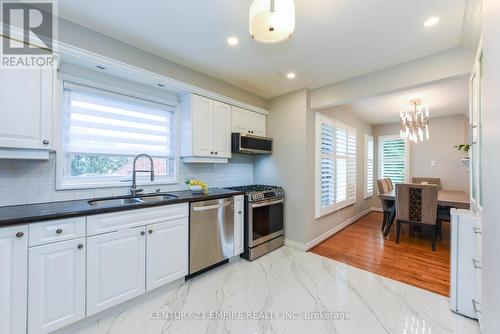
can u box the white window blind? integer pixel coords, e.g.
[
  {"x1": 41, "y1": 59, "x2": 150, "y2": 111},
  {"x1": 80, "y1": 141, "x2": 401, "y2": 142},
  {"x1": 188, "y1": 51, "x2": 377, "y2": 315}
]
[
  {"x1": 63, "y1": 82, "x2": 176, "y2": 158},
  {"x1": 364, "y1": 134, "x2": 374, "y2": 198},
  {"x1": 316, "y1": 114, "x2": 357, "y2": 218},
  {"x1": 378, "y1": 136, "x2": 407, "y2": 185}
]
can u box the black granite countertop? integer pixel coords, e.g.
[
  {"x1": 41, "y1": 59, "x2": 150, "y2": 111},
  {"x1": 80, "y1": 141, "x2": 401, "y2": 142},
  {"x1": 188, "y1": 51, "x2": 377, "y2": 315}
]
[{"x1": 0, "y1": 188, "x2": 244, "y2": 227}]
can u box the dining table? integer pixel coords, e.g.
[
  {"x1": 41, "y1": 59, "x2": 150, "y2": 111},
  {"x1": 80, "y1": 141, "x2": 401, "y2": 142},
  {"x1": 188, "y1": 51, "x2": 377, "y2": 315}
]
[{"x1": 378, "y1": 189, "x2": 470, "y2": 237}]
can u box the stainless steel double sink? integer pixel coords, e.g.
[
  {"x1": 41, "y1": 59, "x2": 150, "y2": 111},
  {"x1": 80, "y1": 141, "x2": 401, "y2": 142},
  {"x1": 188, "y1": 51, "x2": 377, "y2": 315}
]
[{"x1": 88, "y1": 194, "x2": 178, "y2": 207}]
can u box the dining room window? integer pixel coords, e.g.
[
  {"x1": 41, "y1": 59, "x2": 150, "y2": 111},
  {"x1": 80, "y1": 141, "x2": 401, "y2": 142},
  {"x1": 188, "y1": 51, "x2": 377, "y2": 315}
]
[
  {"x1": 364, "y1": 134, "x2": 374, "y2": 198},
  {"x1": 315, "y1": 113, "x2": 357, "y2": 218},
  {"x1": 378, "y1": 135, "x2": 409, "y2": 185},
  {"x1": 57, "y1": 81, "x2": 177, "y2": 189}
]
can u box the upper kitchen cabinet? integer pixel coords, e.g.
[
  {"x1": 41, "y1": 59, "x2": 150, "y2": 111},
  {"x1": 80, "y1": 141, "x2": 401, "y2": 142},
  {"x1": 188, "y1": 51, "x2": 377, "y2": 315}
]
[
  {"x1": 0, "y1": 66, "x2": 53, "y2": 159},
  {"x1": 231, "y1": 106, "x2": 267, "y2": 137},
  {"x1": 180, "y1": 94, "x2": 232, "y2": 163}
]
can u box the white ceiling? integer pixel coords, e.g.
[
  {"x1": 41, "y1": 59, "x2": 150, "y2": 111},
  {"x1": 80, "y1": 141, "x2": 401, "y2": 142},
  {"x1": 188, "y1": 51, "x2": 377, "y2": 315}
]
[
  {"x1": 341, "y1": 76, "x2": 469, "y2": 125},
  {"x1": 57, "y1": 0, "x2": 467, "y2": 99}
]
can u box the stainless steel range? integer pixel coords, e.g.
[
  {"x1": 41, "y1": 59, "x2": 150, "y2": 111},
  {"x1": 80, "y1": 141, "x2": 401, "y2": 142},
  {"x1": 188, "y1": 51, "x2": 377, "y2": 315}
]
[{"x1": 225, "y1": 185, "x2": 284, "y2": 260}]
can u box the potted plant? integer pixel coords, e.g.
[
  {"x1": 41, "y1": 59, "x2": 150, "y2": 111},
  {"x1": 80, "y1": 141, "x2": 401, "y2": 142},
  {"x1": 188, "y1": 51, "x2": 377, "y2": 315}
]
[{"x1": 454, "y1": 144, "x2": 470, "y2": 166}]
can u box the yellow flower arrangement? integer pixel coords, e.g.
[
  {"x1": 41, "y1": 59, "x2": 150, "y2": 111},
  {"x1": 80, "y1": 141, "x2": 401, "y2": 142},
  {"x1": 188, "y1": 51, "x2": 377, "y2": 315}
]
[{"x1": 185, "y1": 179, "x2": 208, "y2": 193}]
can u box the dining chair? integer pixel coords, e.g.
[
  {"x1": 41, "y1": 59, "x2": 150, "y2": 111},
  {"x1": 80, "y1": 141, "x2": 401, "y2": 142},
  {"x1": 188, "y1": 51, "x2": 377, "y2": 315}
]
[
  {"x1": 395, "y1": 183, "x2": 440, "y2": 251},
  {"x1": 377, "y1": 178, "x2": 395, "y2": 232},
  {"x1": 412, "y1": 177, "x2": 442, "y2": 189}
]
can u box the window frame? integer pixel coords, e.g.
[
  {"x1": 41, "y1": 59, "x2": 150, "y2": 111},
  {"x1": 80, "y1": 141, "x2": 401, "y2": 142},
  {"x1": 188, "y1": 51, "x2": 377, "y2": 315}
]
[
  {"x1": 377, "y1": 134, "x2": 410, "y2": 187},
  {"x1": 364, "y1": 134, "x2": 374, "y2": 199},
  {"x1": 55, "y1": 74, "x2": 180, "y2": 190},
  {"x1": 315, "y1": 113, "x2": 357, "y2": 218}
]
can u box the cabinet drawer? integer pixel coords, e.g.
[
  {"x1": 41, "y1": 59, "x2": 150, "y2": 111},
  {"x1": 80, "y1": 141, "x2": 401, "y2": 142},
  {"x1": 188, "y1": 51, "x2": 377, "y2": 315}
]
[
  {"x1": 87, "y1": 203, "x2": 189, "y2": 236},
  {"x1": 29, "y1": 217, "x2": 86, "y2": 246}
]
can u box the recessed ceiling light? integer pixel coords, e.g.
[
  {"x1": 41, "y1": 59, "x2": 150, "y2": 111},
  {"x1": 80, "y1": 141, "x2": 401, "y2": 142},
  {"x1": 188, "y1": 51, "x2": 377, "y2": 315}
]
[
  {"x1": 227, "y1": 36, "x2": 239, "y2": 46},
  {"x1": 286, "y1": 72, "x2": 296, "y2": 79},
  {"x1": 423, "y1": 17, "x2": 440, "y2": 27}
]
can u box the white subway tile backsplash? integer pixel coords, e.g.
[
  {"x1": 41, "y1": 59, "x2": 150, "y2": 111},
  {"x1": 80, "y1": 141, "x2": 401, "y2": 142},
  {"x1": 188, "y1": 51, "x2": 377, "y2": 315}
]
[{"x1": 0, "y1": 153, "x2": 254, "y2": 206}]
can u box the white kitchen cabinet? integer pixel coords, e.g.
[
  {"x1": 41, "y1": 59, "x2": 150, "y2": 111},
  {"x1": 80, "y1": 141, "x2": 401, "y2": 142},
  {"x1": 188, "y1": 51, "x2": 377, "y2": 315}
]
[
  {"x1": 212, "y1": 101, "x2": 232, "y2": 158},
  {"x1": 181, "y1": 94, "x2": 232, "y2": 162},
  {"x1": 0, "y1": 225, "x2": 28, "y2": 334},
  {"x1": 86, "y1": 227, "x2": 146, "y2": 316},
  {"x1": 231, "y1": 106, "x2": 267, "y2": 136},
  {"x1": 28, "y1": 238, "x2": 86, "y2": 334},
  {"x1": 233, "y1": 195, "x2": 245, "y2": 256},
  {"x1": 146, "y1": 218, "x2": 188, "y2": 291},
  {"x1": 0, "y1": 64, "x2": 53, "y2": 159}
]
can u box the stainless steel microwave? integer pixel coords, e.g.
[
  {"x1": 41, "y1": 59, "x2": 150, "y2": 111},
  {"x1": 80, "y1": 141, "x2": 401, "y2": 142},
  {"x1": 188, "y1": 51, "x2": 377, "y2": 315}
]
[{"x1": 231, "y1": 133, "x2": 273, "y2": 154}]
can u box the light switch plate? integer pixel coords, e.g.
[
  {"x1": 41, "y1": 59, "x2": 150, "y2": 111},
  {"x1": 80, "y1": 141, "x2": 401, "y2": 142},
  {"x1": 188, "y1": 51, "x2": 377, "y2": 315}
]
[{"x1": 431, "y1": 160, "x2": 437, "y2": 167}]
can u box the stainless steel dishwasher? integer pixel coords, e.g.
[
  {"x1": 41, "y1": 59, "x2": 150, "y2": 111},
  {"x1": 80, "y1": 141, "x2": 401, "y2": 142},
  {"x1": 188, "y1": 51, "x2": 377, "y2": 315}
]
[{"x1": 189, "y1": 197, "x2": 234, "y2": 275}]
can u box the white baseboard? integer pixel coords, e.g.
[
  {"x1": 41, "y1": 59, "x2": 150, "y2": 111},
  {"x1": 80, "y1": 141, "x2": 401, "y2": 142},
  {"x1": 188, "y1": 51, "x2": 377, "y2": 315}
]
[
  {"x1": 285, "y1": 207, "x2": 378, "y2": 252},
  {"x1": 370, "y1": 207, "x2": 383, "y2": 212}
]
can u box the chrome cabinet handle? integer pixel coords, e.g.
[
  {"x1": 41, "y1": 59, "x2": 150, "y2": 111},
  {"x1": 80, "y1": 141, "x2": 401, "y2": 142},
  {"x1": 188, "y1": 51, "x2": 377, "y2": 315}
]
[
  {"x1": 250, "y1": 198, "x2": 285, "y2": 208},
  {"x1": 472, "y1": 258, "x2": 482, "y2": 269},
  {"x1": 192, "y1": 202, "x2": 232, "y2": 211},
  {"x1": 140, "y1": 231, "x2": 145, "y2": 236},
  {"x1": 472, "y1": 299, "x2": 482, "y2": 314},
  {"x1": 42, "y1": 139, "x2": 50, "y2": 145},
  {"x1": 473, "y1": 226, "x2": 482, "y2": 234},
  {"x1": 16, "y1": 231, "x2": 24, "y2": 238},
  {"x1": 56, "y1": 228, "x2": 63, "y2": 234},
  {"x1": 77, "y1": 244, "x2": 83, "y2": 250},
  {"x1": 148, "y1": 229, "x2": 153, "y2": 234}
]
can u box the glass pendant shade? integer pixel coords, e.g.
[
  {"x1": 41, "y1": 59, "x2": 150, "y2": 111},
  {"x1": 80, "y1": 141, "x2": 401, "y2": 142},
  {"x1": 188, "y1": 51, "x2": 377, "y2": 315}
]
[{"x1": 249, "y1": 0, "x2": 295, "y2": 44}]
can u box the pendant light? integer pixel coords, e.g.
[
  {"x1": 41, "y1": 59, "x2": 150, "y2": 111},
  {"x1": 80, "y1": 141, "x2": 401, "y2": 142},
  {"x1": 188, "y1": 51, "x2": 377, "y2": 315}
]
[{"x1": 249, "y1": 0, "x2": 295, "y2": 44}]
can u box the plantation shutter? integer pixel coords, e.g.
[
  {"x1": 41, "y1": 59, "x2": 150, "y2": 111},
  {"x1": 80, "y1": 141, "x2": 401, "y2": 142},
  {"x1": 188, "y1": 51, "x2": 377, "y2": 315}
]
[
  {"x1": 316, "y1": 114, "x2": 357, "y2": 217},
  {"x1": 380, "y1": 138, "x2": 406, "y2": 184},
  {"x1": 63, "y1": 82, "x2": 175, "y2": 158},
  {"x1": 364, "y1": 135, "x2": 374, "y2": 198}
]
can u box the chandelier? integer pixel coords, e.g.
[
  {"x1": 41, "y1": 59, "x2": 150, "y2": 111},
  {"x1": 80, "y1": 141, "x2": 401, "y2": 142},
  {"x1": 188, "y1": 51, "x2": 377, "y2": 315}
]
[
  {"x1": 249, "y1": 0, "x2": 295, "y2": 44},
  {"x1": 400, "y1": 99, "x2": 430, "y2": 143}
]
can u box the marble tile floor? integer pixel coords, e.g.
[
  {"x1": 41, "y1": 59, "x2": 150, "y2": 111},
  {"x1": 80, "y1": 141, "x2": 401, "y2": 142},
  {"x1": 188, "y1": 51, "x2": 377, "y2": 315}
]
[{"x1": 68, "y1": 247, "x2": 480, "y2": 334}]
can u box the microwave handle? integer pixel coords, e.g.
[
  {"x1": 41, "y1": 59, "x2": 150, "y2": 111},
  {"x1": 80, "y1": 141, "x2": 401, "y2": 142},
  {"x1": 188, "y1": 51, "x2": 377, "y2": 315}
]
[{"x1": 251, "y1": 199, "x2": 284, "y2": 208}]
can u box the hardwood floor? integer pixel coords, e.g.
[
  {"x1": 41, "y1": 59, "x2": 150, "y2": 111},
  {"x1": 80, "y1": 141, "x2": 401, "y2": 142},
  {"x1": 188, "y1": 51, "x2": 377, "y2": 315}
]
[{"x1": 310, "y1": 211, "x2": 450, "y2": 296}]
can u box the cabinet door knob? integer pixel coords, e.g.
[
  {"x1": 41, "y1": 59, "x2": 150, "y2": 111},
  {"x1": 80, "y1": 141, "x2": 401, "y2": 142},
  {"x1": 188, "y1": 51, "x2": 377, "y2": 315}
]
[
  {"x1": 215, "y1": 151, "x2": 218, "y2": 155},
  {"x1": 42, "y1": 139, "x2": 50, "y2": 145},
  {"x1": 148, "y1": 229, "x2": 153, "y2": 234},
  {"x1": 140, "y1": 231, "x2": 146, "y2": 236},
  {"x1": 56, "y1": 228, "x2": 63, "y2": 234},
  {"x1": 16, "y1": 231, "x2": 24, "y2": 238},
  {"x1": 210, "y1": 151, "x2": 214, "y2": 155},
  {"x1": 77, "y1": 244, "x2": 84, "y2": 249}
]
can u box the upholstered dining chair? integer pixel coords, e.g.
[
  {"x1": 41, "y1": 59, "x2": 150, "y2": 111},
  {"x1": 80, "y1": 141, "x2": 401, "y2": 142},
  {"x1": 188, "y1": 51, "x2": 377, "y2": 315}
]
[
  {"x1": 412, "y1": 177, "x2": 442, "y2": 189},
  {"x1": 377, "y1": 178, "x2": 395, "y2": 232},
  {"x1": 395, "y1": 183, "x2": 439, "y2": 251}
]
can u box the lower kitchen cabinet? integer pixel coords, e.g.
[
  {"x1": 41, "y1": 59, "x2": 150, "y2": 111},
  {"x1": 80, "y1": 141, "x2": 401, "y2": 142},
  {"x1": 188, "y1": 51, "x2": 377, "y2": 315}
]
[
  {"x1": 0, "y1": 225, "x2": 28, "y2": 334},
  {"x1": 28, "y1": 238, "x2": 86, "y2": 334},
  {"x1": 234, "y1": 195, "x2": 244, "y2": 256},
  {"x1": 146, "y1": 218, "x2": 188, "y2": 291},
  {"x1": 86, "y1": 226, "x2": 146, "y2": 316}
]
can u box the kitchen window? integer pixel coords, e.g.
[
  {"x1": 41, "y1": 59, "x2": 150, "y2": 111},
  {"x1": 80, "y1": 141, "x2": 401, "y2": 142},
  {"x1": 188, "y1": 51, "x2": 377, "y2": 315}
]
[
  {"x1": 364, "y1": 134, "x2": 374, "y2": 198},
  {"x1": 57, "y1": 81, "x2": 177, "y2": 189},
  {"x1": 315, "y1": 113, "x2": 357, "y2": 218},
  {"x1": 378, "y1": 135, "x2": 409, "y2": 186}
]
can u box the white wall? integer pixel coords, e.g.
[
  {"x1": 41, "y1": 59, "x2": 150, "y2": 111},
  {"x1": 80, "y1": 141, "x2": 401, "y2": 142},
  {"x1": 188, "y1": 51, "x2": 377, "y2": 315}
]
[
  {"x1": 374, "y1": 115, "x2": 470, "y2": 194},
  {"x1": 310, "y1": 47, "x2": 473, "y2": 110},
  {"x1": 479, "y1": 1, "x2": 500, "y2": 332},
  {"x1": 57, "y1": 18, "x2": 268, "y2": 109},
  {"x1": 307, "y1": 105, "x2": 379, "y2": 244},
  {"x1": 253, "y1": 89, "x2": 310, "y2": 244},
  {"x1": 254, "y1": 96, "x2": 379, "y2": 247},
  {"x1": 0, "y1": 154, "x2": 254, "y2": 207}
]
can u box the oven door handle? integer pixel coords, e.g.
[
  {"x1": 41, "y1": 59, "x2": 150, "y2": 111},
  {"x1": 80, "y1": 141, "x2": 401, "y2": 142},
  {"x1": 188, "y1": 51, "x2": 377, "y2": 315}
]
[{"x1": 250, "y1": 198, "x2": 284, "y2": 208}]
